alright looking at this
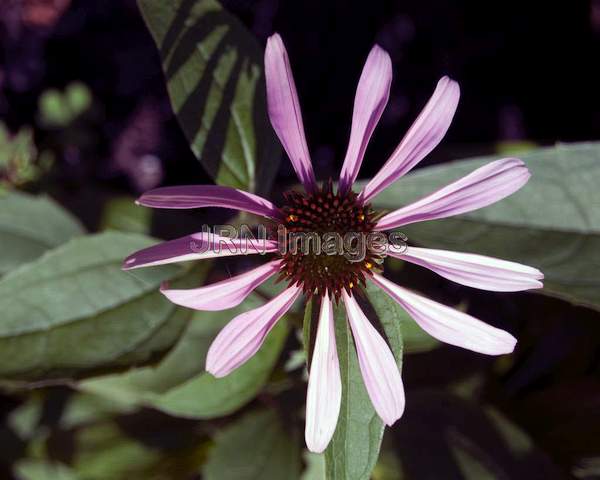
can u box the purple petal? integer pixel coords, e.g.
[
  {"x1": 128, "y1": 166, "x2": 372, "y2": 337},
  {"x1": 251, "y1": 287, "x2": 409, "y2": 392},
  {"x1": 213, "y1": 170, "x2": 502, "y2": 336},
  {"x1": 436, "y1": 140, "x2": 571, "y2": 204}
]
[
  {"x1": 360, "y1": 77, "x2": 460, "y2": 203},
  {"x1": 122, "y1": 232, "x2": 278, "y2": 270},
  {"x1": 338, "y1": 45, "x2": 392, "y2": 194},
  {"x1": 265, "y1": 33, "x2": 316, "y2": 192},
  {"x1": 372, "y1": 273, "x2": 517, "y2": 355},
  {"x1": 136, "y1": 185, "x2": 281, "y2": 219},
  {"x1": 375, "y1": 158, "x2": 530, "y2": 230},
  {"x1": 305, "y1": 293, "x2": 341, "y2": 453},
  {"x1": 342, "y1": 291, "x2": 405, "y2": 426},
  {"x1": 389, "y1": 246, "x2": 543, "y2": 292},
  {"x1": 161, "y1": 260, "x2": 282, "y2": 311},
  {"x1": 206, "y1": 285, "x2": 301, "y2": 377}
]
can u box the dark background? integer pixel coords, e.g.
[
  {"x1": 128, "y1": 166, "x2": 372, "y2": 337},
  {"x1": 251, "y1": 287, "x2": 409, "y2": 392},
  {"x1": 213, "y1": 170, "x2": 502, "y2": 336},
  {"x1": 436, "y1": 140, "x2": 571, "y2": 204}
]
[
  {"x1": 1, "y1": 1, "x2": 600, "y2": 478},
  {"x1": 3, "y1": 0, "x2": 600, "y2": 208}
]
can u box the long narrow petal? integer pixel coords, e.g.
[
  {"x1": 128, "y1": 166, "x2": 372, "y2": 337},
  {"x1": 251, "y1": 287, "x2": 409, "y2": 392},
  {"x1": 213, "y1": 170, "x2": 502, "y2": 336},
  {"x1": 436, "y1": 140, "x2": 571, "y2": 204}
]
[
  {"x1": 360, "y1": 77, "x2": 460, "y2": 203},
  {"x1": 342, "y1": 291, "x2": 405, "y2": 426},
  {"x1": 389, "y1": 246, "x2": 543, "y2": 292},
  {"x1": 265, "y1": 33, "x2": 316, "y2": 191},
  {"x1": 372, "y1": 273, "x2": 517, "y2": 355},
  {"x1": 305, "y1": 293, "x2": 342, "y2": 453},
  {"x1": 136, "y1": 185, "x2": 281, "y2": 219},
  {"x1": 338, "y1": 45, "x2": 392, "y2": 194},
  {"x1": 122, "y1": 233, "x2": 278, "y2": 270},
  {"x1": 375, "y1": 158, "x2": 530, "y2": 230},
  {"x1": 161, "y1": 260, "x2": 282, "y2": 311},
  {"x1": 206, "y1": 285, "x2": 301, "y2": 377}
]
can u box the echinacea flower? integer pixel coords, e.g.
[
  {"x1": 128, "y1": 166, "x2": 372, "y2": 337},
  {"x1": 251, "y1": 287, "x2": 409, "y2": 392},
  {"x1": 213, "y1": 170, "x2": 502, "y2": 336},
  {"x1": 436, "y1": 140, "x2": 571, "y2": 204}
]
[{"x1": 123, "y1": 34, "x2": 543, "y2": 453}]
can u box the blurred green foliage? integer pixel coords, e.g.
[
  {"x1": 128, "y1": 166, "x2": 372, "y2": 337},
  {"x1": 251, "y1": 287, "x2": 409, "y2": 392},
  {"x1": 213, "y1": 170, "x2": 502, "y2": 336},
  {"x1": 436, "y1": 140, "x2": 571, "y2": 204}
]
[
  {"x1": 100, "y1": 197, "x2": 152, "y2": 235},
  {"x1": 0, "y1": 190, "x2": 84, "y2": 275},
  {"x1": 0, "y1": 124, "x2": 51, "y2": 188},
  {"x1": 38, "y1": 82, "x2": 92, "y2": 129},
  {"x1": 202, "y1": 409, "x2": 301, "y2": 479}
]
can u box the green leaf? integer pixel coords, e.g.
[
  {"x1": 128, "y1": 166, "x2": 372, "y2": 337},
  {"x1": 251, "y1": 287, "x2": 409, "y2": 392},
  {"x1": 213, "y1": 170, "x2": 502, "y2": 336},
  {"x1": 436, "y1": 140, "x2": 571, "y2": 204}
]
[
  {"x1": 56, "y1": 417, "x2": 204, "y2": 480},
  {"x1": 80, "y1": 293, "x2": 288, "y2": 419},
  {"x1": 0, "y1": 124, "x2": 47, "y2": 187},
  {"x1": 155, "y1": 320, "x2": 287, "y2": 418},
  {"x1": 14, "y1": 460, "x2": 80, "y2": 480},
  {"x1": 322, "y1": 284, "x2": 403, "y2": 480},
  {"x1": 59, "y1": 393, "x2": 139, "y2": 430},
  {"x1": 203, "y1": 409, "x2": 301, "y2": 480},
  {"x1": 70, "y1": 423, "x2": 163, "y2": 479},
  {"x1": 65, "y1": 82, "x2": 93, "y2": 117},
  {"x1": 0, "y1": 190, "x2": 84, "y2": 275},
  {"x1": 301, "y1": 451, "x2": 326, "y2": 480},
  {"x1": 38, "y1": 83, "x2": 93, "y2": 128},
  {"x1": 0, "y1": 232, "x2": 194, "y2": 380},
  {"x1": 364, "y1": 142, "x2": 600, "y2": 311},
  {"x1": 39, "y1": 89, "x2": 72, "y2": 127},
  {"x1": 12, "y1": 391, "x2": 207, "y2": 480},
  {"x1": 302, "y1": 296, "x2": 315, "y2": 366},
  {"x1": 400, "y1": 317, "x2": 440, "y2": 354},
  {"x1": 138, "y1": 0, "x2": 280, "y2": 194},
  {"x1": 100, "y1": 197, "x2": 152, "y2": 234},
  {"x1": 7, "y1": 392, "x2": 44, "y2": 440}
]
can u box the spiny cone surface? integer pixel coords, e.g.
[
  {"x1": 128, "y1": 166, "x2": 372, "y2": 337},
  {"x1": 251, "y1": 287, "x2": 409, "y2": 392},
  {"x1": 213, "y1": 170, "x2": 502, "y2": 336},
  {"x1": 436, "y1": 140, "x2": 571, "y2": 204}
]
[{"x1": 278, "y1": 180, "x2": 383, "y2": 302}]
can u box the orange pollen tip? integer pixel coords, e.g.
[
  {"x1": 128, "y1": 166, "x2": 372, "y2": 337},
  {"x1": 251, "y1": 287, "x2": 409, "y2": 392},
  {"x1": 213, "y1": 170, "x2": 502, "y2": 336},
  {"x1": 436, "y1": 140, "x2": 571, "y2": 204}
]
[
  {"x1": 358, "y1": 214, "x2": 365, "y2": 221},
  {"x1": 348, "y1": 281, "x2": 354, "y2": 288},
  {"x1": 287, "y1": 214, "x2": 298, "y2": 222},
  {"x1": 365, "y1": 262, "x2": 372, "y2": 269}
]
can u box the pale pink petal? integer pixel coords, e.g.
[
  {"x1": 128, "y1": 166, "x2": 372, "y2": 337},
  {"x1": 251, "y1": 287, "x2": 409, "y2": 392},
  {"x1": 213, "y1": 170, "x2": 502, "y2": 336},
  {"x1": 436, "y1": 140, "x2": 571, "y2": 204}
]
[
  {"x1": 372, "y1": 273, "x2": 517, "y2": 355},
  {"x1": 342, "y1": 291, "x2": 404, "y2": 426},
  {"x1": 388, "y1": 246, "x2": 543, "y2": 292},
  {"x1": 305, "y1": 293, "x2": 341, "y2": 453},
  {"x1": 375, "y1": 158, "x2": 530, "y2": 230},
  {"x1": 338, "y1": 45, "x2": 392, "y2": 194},
  {"x1": 360, "y1": 76, "x2": 460, "y2": 203},
  {"x1": 161, "y1": 260, "x2": 282, "y2": 311},
  {"x1": 122, "y1": 232, "x2": 278, "y2": 270},
  {"x1": 136, "y1": 185, "x2": 281, "y2": 219},
  {"x1": 206, "y1": 285, "x2": 301, "y2": 377},
  {"x1": 265, "y1": 34, "x2": 316, "y2": 191}
]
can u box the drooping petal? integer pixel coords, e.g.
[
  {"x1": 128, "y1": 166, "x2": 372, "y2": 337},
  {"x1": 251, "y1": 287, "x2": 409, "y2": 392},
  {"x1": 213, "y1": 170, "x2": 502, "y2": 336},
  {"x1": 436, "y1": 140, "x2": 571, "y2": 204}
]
[
  {"x1": 342, "y1": 291, "x2": 404, "y2": 426},
  {"x1": 338, "y1": 45, "x2": 392, "y2": 194},
  {"x1": 305, "y1": 293, "x2": 342, "y2": 453},
  {"x1": 122, "y1": 232, "x2": 278, "y2": 270},
  {"x1": 375, "y1": 158, "x2": 530, "y2": 231},
  {"x1": 372, "y1": 273, "x2": 517, "y2": 355},
  {"x1": 136, "y1": 185, "x2": 281, "y2": 219},
  {"x1": 360, "y1": 76, "x2": 460, "y2": 203},
  {"x1": 265, "y1": 33, "x2": 316, "y2": 191},
  {"x1": 206, "y1": 285, "x2": 301, "y2": 377},
  {"x1": 388, "y1": 246, "x2": 543, "y2": 292},
  {"x1": 161, "y1": 260, "x2": 282, "y2": 311}
]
